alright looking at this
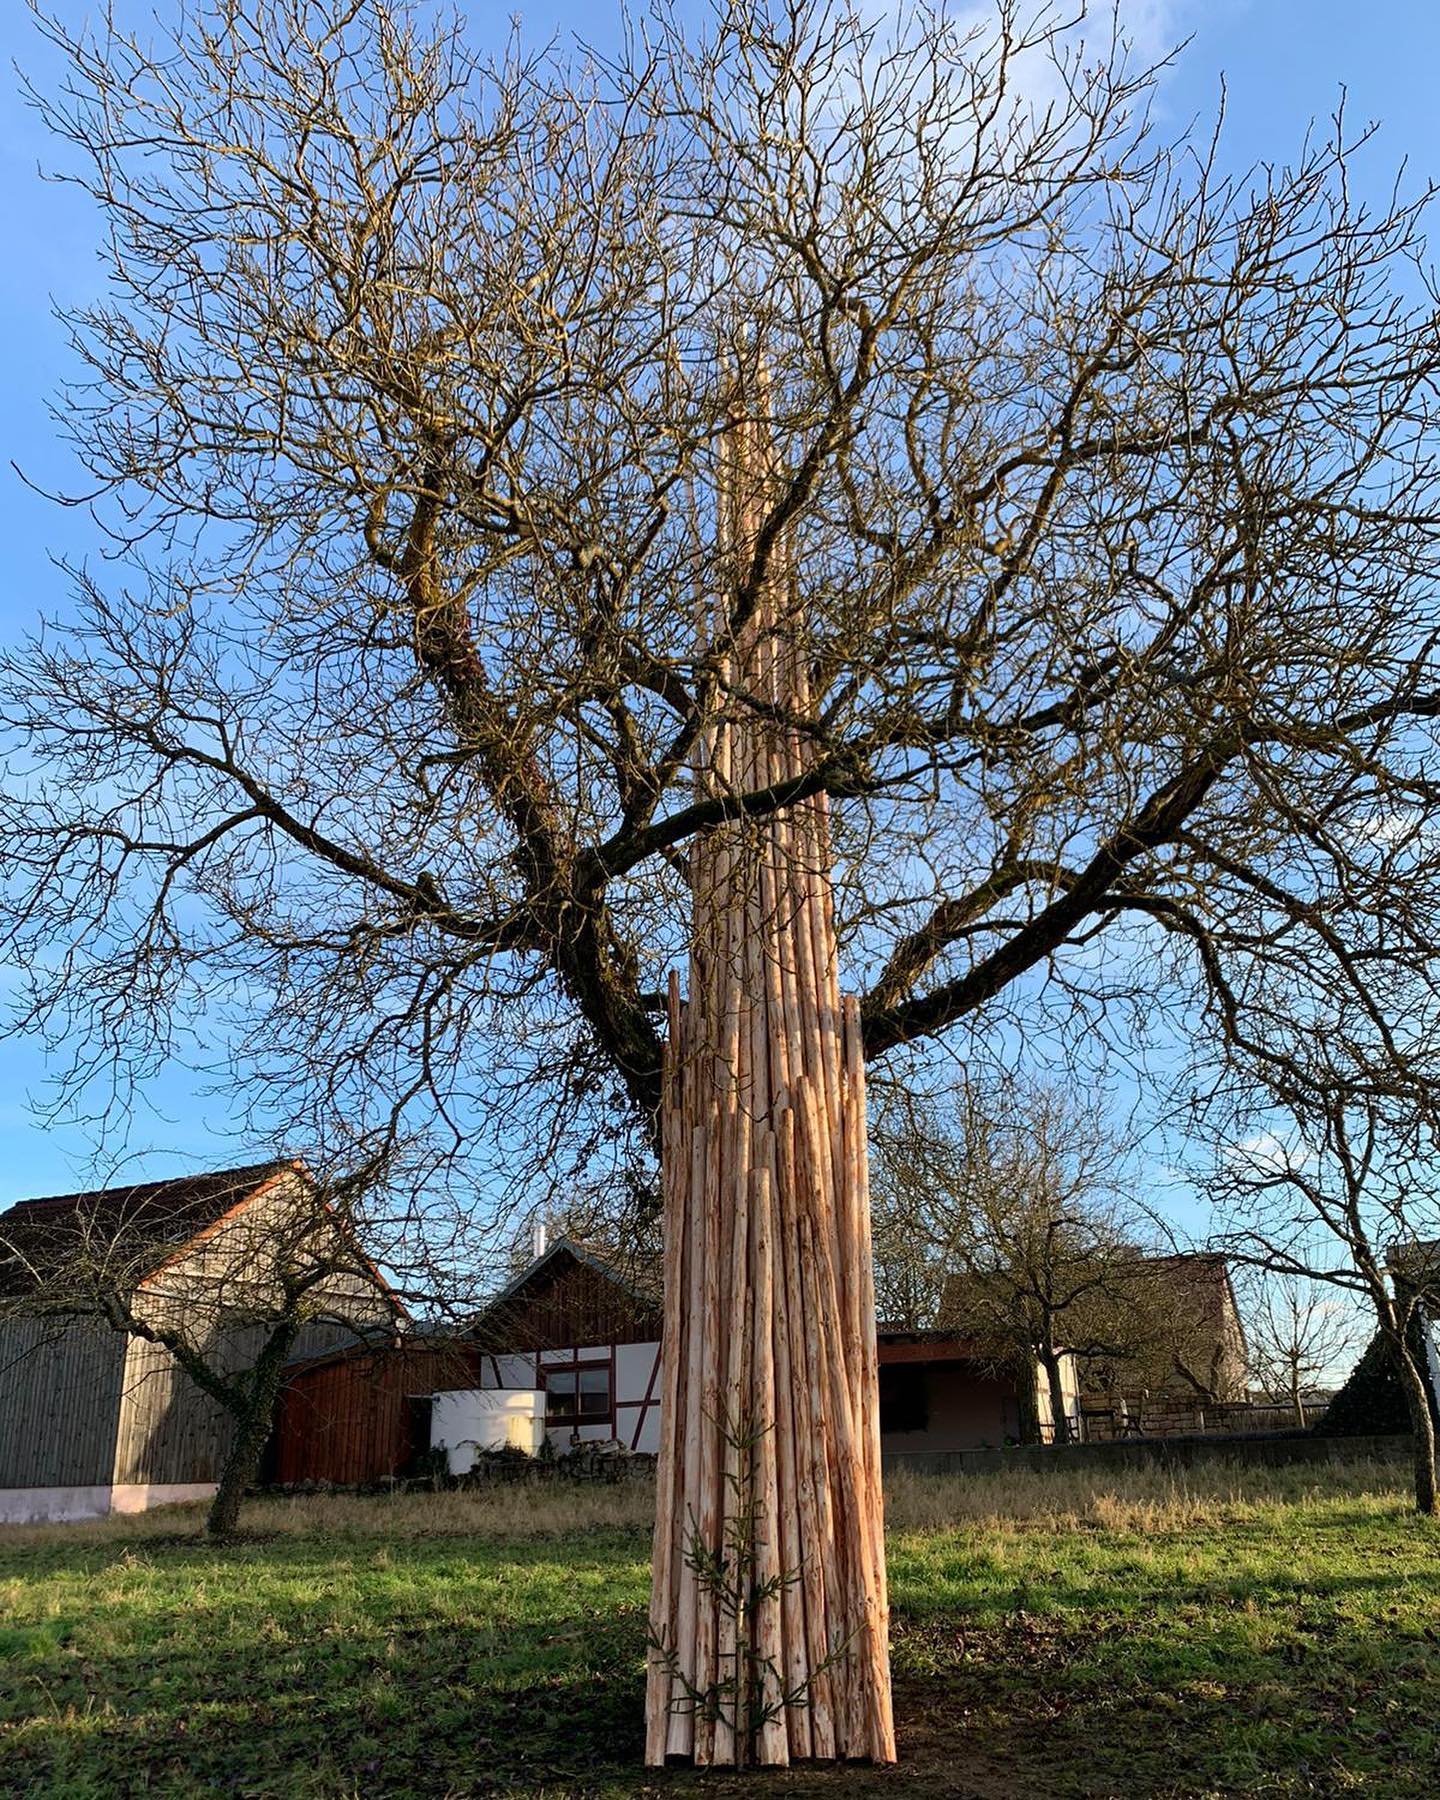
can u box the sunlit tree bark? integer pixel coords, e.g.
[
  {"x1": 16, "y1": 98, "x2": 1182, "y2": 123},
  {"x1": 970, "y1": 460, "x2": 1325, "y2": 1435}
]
[{"x1": 647, "y1": 387, "x2": 891, "y2": 1763}]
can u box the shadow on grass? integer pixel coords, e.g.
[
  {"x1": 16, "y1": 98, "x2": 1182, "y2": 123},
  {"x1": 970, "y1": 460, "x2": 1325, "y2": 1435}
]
[
  {"x1": 3, "y1": 1515, "x2": 1439, "y2": 1799},
  {"x1": 2, "y1": 1531, "x2": 653, "y2": 1799}
]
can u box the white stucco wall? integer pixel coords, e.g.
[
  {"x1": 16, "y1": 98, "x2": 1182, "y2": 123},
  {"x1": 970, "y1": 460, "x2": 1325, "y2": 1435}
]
[
  {"x1": 485, "y1": 1339, "x2": 663, "y2": 1451},
  {"x1": 0, "y1": 1484, "x2": 114, "y2": 1524},
  {"x1": 615, "y1": 1341, "x2": 663, "y2": 1452},
  {"x1": 110, "y1": 1482, "x2": 218, "y2": 1514},
  {"x1": 1034, "y1": 1352, "x2": 1083, "y2": 1443}
]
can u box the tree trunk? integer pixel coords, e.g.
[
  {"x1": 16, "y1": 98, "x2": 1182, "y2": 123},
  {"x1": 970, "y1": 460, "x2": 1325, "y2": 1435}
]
[
  {"x1": 1390, "y1": 1334, "x2": 1438, "y2": 1516},
  {"x1": 644, "y1": 390, "x2": 894, "y2": 1767},
  {"x1": 1042, "y1": 1347, "x2": 1073, "y2": 1446},
  {"x1": 1014, "y1": 1355, "x2": 1044, "y2": 1446},
  {"x1": 206, "y1": 1325, "x2": 297, "y2": 1539}
]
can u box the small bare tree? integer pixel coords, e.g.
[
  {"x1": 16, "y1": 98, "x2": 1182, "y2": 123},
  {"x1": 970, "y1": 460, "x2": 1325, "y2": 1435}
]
[
  {"x1": 1241, "y1": 1272, "x2": 1362, "y2": 1428},
  {"x1": 1207, "y1": 1076, "x2": 1440, "y2": 1513},
  {"x1": 0, "y1": 1162, "x2": 402, "y2": 1536},
  {"x1": 873, "y1": 1075, "x2": 1192, "y2": 1443}
]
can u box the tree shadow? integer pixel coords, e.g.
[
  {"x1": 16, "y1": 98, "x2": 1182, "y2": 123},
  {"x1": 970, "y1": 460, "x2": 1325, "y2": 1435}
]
[{"x1": 4, "y1": 1517, "x2": 1438, "y2": 1798}]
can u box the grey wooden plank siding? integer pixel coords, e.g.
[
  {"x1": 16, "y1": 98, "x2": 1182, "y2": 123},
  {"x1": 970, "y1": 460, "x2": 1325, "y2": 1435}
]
[
  {"x1": 3, "y1": 1160, "x2": 399, "y2": 1491},
  {"x1": 0, "y1": 1315, "x2": 128, "y2": 1487},
  {"x1": 112, "y1": 1317, "x2": 375, "y2": 1486},
  {"x1": 111, "y1": 1331, "x2": 241, "y2": 1486}
]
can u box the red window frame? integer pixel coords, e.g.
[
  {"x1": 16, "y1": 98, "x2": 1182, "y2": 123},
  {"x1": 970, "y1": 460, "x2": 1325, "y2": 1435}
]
[{"x1": 542, "y1": 1353, "x2": 614, "y2": 1429}]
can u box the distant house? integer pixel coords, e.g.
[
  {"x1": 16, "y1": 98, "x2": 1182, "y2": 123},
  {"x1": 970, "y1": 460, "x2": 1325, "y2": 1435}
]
[
  {"x1": 276, "y1": 1235, "x2": 1078, "y2": 1483},
  {"x1": 1136, "y1": 1252, "x2": 1249, "y2": 1400},
  {"x1": 277, "y1": 1237, "x2": 666, "y2": 1481},
  {"x1": 875, "y1": 1327, "x2": 1079, "y2": 1453},
  {"x1": 1072, "y1": 1252, "x2": 1248, "y2": 1406},
  {"x1": 1070, "y1": 1252, "x2": 1250, "y2": 1440},
  {"x1": 0, "y1": 1160, "x2": 402, "y2": 1523},
  {"x1": 470, "y1": 1236, "x2": 668, "y2": 1451},
  {"x1": 935, "y1": 1250, "x2": 1248, "y2": 1441}
]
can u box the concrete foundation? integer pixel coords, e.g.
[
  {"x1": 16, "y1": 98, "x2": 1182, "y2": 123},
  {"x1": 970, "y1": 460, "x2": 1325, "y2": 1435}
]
[
  {"x1": 109, "y1": 1482, "x2": 218, "y2": 1514},
  {"x1": 0, "y1": 1481, "x2": 218, "y2": 1524},
  {"x1": 0, "y1": 1485, "x2": 113, "y2": 1524}
]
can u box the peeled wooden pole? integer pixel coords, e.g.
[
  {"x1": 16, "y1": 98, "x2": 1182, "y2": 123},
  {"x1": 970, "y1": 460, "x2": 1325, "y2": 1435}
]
[{"x1": 644, "y1": 392, "x2": 894, "y2": 1767}]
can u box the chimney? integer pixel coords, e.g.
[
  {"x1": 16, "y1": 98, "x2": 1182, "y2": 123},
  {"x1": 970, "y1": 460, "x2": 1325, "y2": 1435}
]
[{"x1": 532, "y1": 1220, "x2": 549, "y2": 1261}]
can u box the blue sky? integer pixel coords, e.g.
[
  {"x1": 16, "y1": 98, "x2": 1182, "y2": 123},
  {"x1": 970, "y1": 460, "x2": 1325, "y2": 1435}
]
[{"x1": 0, "y1": 0, "x2": 1438, "y2": 1202}]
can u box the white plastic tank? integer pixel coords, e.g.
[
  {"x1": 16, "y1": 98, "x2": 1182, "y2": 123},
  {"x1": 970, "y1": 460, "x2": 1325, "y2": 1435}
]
[{"x1": 430, "y1": 1388, "x2": 545, "y2": 1474}]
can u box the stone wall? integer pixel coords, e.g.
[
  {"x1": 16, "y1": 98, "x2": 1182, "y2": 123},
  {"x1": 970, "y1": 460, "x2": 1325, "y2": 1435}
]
[
  {"x1": 881, "y1": 1430, "x2": 1409, "y2": 1479},
  {"x1": 1079, "y1": 1394, "x2": 1328, "y2": 1441}
]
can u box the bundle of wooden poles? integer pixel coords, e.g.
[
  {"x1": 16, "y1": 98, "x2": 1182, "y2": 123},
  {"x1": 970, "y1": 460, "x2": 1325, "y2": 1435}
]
[{"x1": 644, "y1": 389, "x2": 895, "y2": 1767}]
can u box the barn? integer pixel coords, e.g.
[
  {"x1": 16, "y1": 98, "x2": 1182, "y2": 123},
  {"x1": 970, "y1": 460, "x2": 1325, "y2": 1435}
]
[
  {"x1": 0, "y1": 1160, "x2": 402, "y2": 1523},
  {"x1": 274, "y1": 1237, "x2": 665, "y2": 1481},
  {"x1": 274, "y1": 1235, "x2": 1078, "y2": 1482}
]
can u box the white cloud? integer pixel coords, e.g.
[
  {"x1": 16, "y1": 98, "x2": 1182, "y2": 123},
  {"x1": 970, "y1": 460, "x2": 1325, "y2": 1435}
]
[
  {"x1": 1225, "y1": 1129, "x2": 1314, "y2": 1178},
  {"x1": 1351, "y1": 806, "x2": 1424, "y2": 849},
  {"x1": 817, "y1": 0, "x2": 1196, "y2": 176}
]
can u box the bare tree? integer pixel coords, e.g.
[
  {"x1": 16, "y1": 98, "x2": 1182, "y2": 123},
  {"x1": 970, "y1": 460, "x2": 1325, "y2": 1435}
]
[
  {"x1": 3, "y1": 0, "x2": 1440, "y2": 1194},
  {"x1": 6, "y1": 0, "x2": 1440, "y2": 1753},
  {"x1": 873, "y1": 1074, "x2": 1197, "y2": 1443},
  {"x1": 1241, "y1": 1272, "x2": 1361, "y2": 1428},
  {"x1": 1207, "y1": 1075, "x2": 1440, "y2": 1512},
  {"x1": 0, "y1": 1162, "x2": 403, "y2": 1536}
]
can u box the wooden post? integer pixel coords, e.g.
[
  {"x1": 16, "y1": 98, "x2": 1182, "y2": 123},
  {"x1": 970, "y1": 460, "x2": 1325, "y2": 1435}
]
[{"x1": 644, "y1": 376, "x2": 895, "y2": 1766}]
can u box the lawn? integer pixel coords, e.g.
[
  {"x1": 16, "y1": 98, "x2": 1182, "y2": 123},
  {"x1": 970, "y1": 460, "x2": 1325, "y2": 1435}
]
[{"x1": 1, "y1": 1461, "x2": 1437, "y2": 1798}]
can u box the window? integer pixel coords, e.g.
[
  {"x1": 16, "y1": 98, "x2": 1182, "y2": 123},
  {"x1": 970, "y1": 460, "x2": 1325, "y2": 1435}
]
[
  {"x1": 545, "y1": 1361, "x2": 611, "y2": 1425},
  {"x1": 878, "y1": 1365, "x2": 928, "y2": 1435}
]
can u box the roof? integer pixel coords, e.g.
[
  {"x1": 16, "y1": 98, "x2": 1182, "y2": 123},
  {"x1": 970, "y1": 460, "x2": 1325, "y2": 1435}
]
[
  {"x1": 876, "y1": 1328, "x2": 1018, "y2": 1365},
  {"x1": 1139, "y1": 1253, "x2": 1245, "y2": 1340},
  {"x1": 940, "y1": 1251, "x2": 1240, "y2": 1324},
  {"x1": 937, "y1": 1271, "x2": 1029, "y2": 1332},
  {"x1": 479, "y1": 1235, "x2": 662, "y2": 1318},
  {"x1": 0, "y1": 1159, "x2": 302, "y2": 1296},
  {"x1": 1388, "y1": 1239, "x2": 1440, "y2": 1293},
  {"x1": 1142, "y1": 1251, "x2": 1235, "y2": 1290},
  {"x1": 466, "y1": 1235, "x2": 664, "y2": 1352}
]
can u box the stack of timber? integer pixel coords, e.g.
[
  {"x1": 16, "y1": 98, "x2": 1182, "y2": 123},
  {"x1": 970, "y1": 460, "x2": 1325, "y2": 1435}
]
[{"x1": 645, "y1": 383, "x2": 895, "y2": 1766}]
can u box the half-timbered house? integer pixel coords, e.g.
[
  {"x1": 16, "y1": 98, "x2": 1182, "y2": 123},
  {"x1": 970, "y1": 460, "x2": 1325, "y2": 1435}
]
[{"x1": 274, "y1": 1235, "x2": 1077, "y2": 1481}]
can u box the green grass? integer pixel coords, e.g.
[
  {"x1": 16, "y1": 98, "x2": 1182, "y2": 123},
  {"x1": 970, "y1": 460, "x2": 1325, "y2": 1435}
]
[{"x1": 1, "y1": 1462, "x2": 1438, "y2": 1797}]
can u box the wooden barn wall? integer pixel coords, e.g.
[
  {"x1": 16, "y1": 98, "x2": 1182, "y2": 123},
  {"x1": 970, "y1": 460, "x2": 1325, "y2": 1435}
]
[
  {"x1": 0, "y1": 1314, "x2": 129, "y2": 1488},
  {"x1": 478, "y1": 1260, "x2": 661, "y2": 1353},
  {"x1": 112, "y1": 1330, "x2": 238, "y2": 1486},
  {"x1": 276, "y1": 1342, "x2": 486, "y2": 1485},
  {"x1": 112, "y1": 1318, "x2": 382, "y2": 1487},
  {"x1": 110, "y1": 1176, "x2": 401, "y2": 1487}
]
